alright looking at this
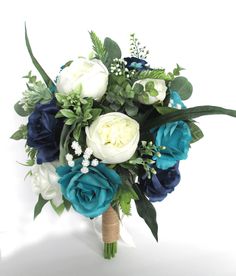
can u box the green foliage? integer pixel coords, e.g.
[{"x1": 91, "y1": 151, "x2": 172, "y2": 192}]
[
  {"x1": 89, "y1": 31, "x2": 107, "y2": 62},
  {"x1": 14, "y1": 101, "x2": 30, "y2": 117},
  {"x1": 55, "y1": 89, "x2": 102, "y2": 144},
  {"x1": 105, "y1": 74, "x2": 140, "y2": 117},
  {"x1": 34, "y1": 194, "x2": 48, "y2": 219},
  {"x1": 63, "y1": 196, "x2": 72, "y2": 211},
  {"x1": 133, "y1": 183, "x2": 158, "y2": 241},
  {"x1": 59, "y1": 123, "x2": 76, "y2": 164},
  {"x1": 115, "y1": 185, "x2": 138, "y2": 216},
  {"x1": 25, "y1": 24, "x2": 55, "y2": 91},
  {"x1": 104, "y1": 37, "x2": 122, "y2": 67},
  {"x1": 154, "y1": 106, "x2": 177, "y2": 115},
  {"x1": 145, "y1": 105, "x2": 236, "y2": 130},
  {"x1": 172, "y1": 64, "x2": 185, "y2": 76},
  {"x1": 138, "y1": 69, "x2": 174, "y2": 81},
  {"x1": 188, "y1": 121, "x2": 204, "y2": 143},
  {"x1": 50, "y1": 201, "x2": 65, "y2": 216},
  {"x1": 20, "y1": 72, "x2": 52, "y2": 113},
  {"x1": 170, "y1": 76, "x2": 193, "y2": 100},
  {"x1": 11, "y1": 125, "x2": 27, "y2": 140},
  {"x1": 129, "y1": 33, "x2": 149, "y2": 59}
]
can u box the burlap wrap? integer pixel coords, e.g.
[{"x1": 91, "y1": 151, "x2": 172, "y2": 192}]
[{"x1": 102, "y1": 206, "x2": 120, "y2": 243}]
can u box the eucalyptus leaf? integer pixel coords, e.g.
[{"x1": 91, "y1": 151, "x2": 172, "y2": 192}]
[
  {"x1": 14, "y1": 101, "x2": 30, "y2": 116},
  {"x1": 170, "y1": 76, "x2": 193, "y2": 100},
  {"x1": 104, "y1": 37, "x2": 122, "y2": 67}
]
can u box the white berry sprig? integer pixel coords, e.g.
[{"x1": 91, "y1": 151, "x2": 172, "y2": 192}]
[{"x1": 66, "y1": 141, "x2": 100, "y2": 174}]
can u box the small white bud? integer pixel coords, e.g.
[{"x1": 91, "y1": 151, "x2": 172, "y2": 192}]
[
  {"x1": 68, "y1": 160, "x2": 75, "y2": 167},
  {"x1": 82, "y1": 159, "x2": 90, "y2": 167},
  {"x1": 91, "y1": 159, "x2": 99, "y2": 167},
  {"x1": 81, "y1": 167, "x2": 89, "y2": 174},
  {"x1": 75, "y1": 148, "x2": 82, "y2": 156},
  {"x1": 66, "y1": 153, "x2": 73, "y2": 161},
  {"x1": 84, "y1": 147, "x2": 93, "y2": 156},
  {"x1": 71, "y1": 141, "x2": 79, "y2": 149}
]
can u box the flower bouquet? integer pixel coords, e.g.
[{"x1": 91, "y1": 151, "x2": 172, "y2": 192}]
[{"x1": 11, "y1": 26, "x2": 236, "y2": 259}]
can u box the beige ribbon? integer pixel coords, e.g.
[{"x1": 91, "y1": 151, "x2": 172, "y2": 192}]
[{"x1": 102, "y1": 206, "x2": 119, "y2": 243}]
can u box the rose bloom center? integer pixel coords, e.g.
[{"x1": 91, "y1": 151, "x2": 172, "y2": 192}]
[{"x1": 98, "y1": 118, "x2": 136, "y2": 148}]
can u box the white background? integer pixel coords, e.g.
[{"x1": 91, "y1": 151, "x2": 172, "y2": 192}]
[{"x1": 0, "y1": 0, "x2": 236, "y2": 275}]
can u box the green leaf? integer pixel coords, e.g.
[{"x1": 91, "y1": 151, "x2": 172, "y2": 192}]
[
  {"x1": 25, "y1": 24, "x2": 56, "y2": 91},
  {"x1": 188, "y1": 121, "x2": 204, "y2": 143},
  {"x1": 125, "y1": 103, "x2": 138, "y2": 117},
  {"x1": 60, "y1": 109, "x2": 76, "y2": 118},
  {"x1": 63, "y1": 196, "x2": 72, "y2": 211},
  {"x1": 10, "y1": 130, "x2": 23, "y2": 140},
  {"x1": 133, "y1": 83, "x2": 144, "y2": 94},
  {"x1": 170, "y1": 76, "x2": 193, "y2": 100},
  {"x1": 149, "y1": 89, "x2": 158, "y2": 97},
  {"x1": 90, "y1": 108, "x2": 102, "y2": 120},
  {"x1": 89, "y1": 31, "x2": 107, "y2": 61},
  {"x1": 14, "y1": 101, "x2": 30, "y2": 116},
  {"x1": 173, "y1": 64, "x2": 185, "y2": 76},
  {"x1": 139, "y1": 69, "x2": 174, "y2": 81},
  {"x1": 50, "y1": 201, "x2": 65, "y2": 216},
  {"x1": 145, "y1": 81, "x2": 155, "y2": 91},
  {"x1": 144, "y1": 105, "x2": 236, "y2": 130},
  {"x1": 133, "y1": 183, "x2": 158, "y2": 241},
  {"x1": 34, "y1": 194, "x2": 48, "y2": 219},
  {"x1": 118, "y1": 185, "x2": 139, "y2": 216},
  {"x1": 65, "y1": 118, "x2": 77, "y2": 125},
  {"x1": 154, "y1": 106, "x2": 177, "y2": 115},
  {"x1": 59, "y1": 123, "x2": 77, "y2": 164},
  {"x1": 104, "y1": 37, "x2": 122, "y2": 67},
  {"x1": 73, "y1": 123, "x2": 82, "y2": 141}
]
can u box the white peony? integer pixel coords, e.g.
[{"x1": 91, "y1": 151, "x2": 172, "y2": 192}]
[
  {"x1": 86, "y1": 112, "x2": 140, "y2": 164},
  {"x1": 134, "y1": 78, "x2": 167, "y2": 105},
  {"x1": 56, "y1": 57, "x2": 109, "y2": 100},
  {"x1": 31, "y1": 162, "x2": 63, "y2": 207}
]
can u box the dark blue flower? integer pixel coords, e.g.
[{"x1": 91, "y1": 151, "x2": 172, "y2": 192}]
[
  {"x1": 124, "y1": 57, "x2": 148, "y2": 71},
  {"x1": 139, "y1": 162, "x2": 181, "y2": 202},
  {"x1": 27, "y1": 99, "x2": 63, "y2": 164}
]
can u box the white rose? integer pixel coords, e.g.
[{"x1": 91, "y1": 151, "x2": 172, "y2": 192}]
[
  {"x1": 85, "y1": 112, "x2": 140, "y2": 164},
  {"x1": 56, "y1": 57, "x2": 109, "y2": 100},
  {"x1": 31, "y1": 162, "x2": 63, "y2": 207},
  {"x1": 134, "y1": 78, "x2": 167, "y2": 105}
]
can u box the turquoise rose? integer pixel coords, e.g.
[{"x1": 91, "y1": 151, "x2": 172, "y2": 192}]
[
  {"x1": 154, "y1": 121, "x2": 192, "y2": 170},
  {"x1": 56, "y1": 159, "x2": 121, "y2": 218},
  {"x1": 169, "y1": 91, "x2": 186, "y2": 109}
]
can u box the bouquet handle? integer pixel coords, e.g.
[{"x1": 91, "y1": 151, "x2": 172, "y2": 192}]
[{"x1": 102, "y1": 206, "x2": 120, "y2": 259}]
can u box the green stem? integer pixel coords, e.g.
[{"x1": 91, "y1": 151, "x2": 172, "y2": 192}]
[{"x1": 103, "y1": 242, "x2": 117, "y2": 259}]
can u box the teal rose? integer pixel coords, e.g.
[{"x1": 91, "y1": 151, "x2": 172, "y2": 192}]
[
  {"x1": 56, "y1": 159, "x2": 121, "y2": 218},
  {"x1": 153, "y1": 121, "x2": 192, "y2": 170}
]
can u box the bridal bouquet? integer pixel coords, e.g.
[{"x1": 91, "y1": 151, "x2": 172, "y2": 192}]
[{"x1": 11, "y1": 26, "x2": 236, "y2": 259}]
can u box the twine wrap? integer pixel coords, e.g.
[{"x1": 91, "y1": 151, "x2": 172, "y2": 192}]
[{"x1": 102, "y1": 206, "x2": 120, "y2": 243}]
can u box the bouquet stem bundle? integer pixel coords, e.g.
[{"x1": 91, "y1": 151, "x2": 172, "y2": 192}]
[{"x1": 102, "y1": 206, "x2": 120, "y2": 259}]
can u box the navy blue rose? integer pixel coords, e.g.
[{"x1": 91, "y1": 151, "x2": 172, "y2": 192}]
[
  {"x1": 124, "y1": 57, "x2": 148, "y2": 71},
  {"x1": 27, "y1": 99, "x2": 63, "y2": 164},
  {"x1": 139, "y1": 162, "x2": 181, "y2": 202}
]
